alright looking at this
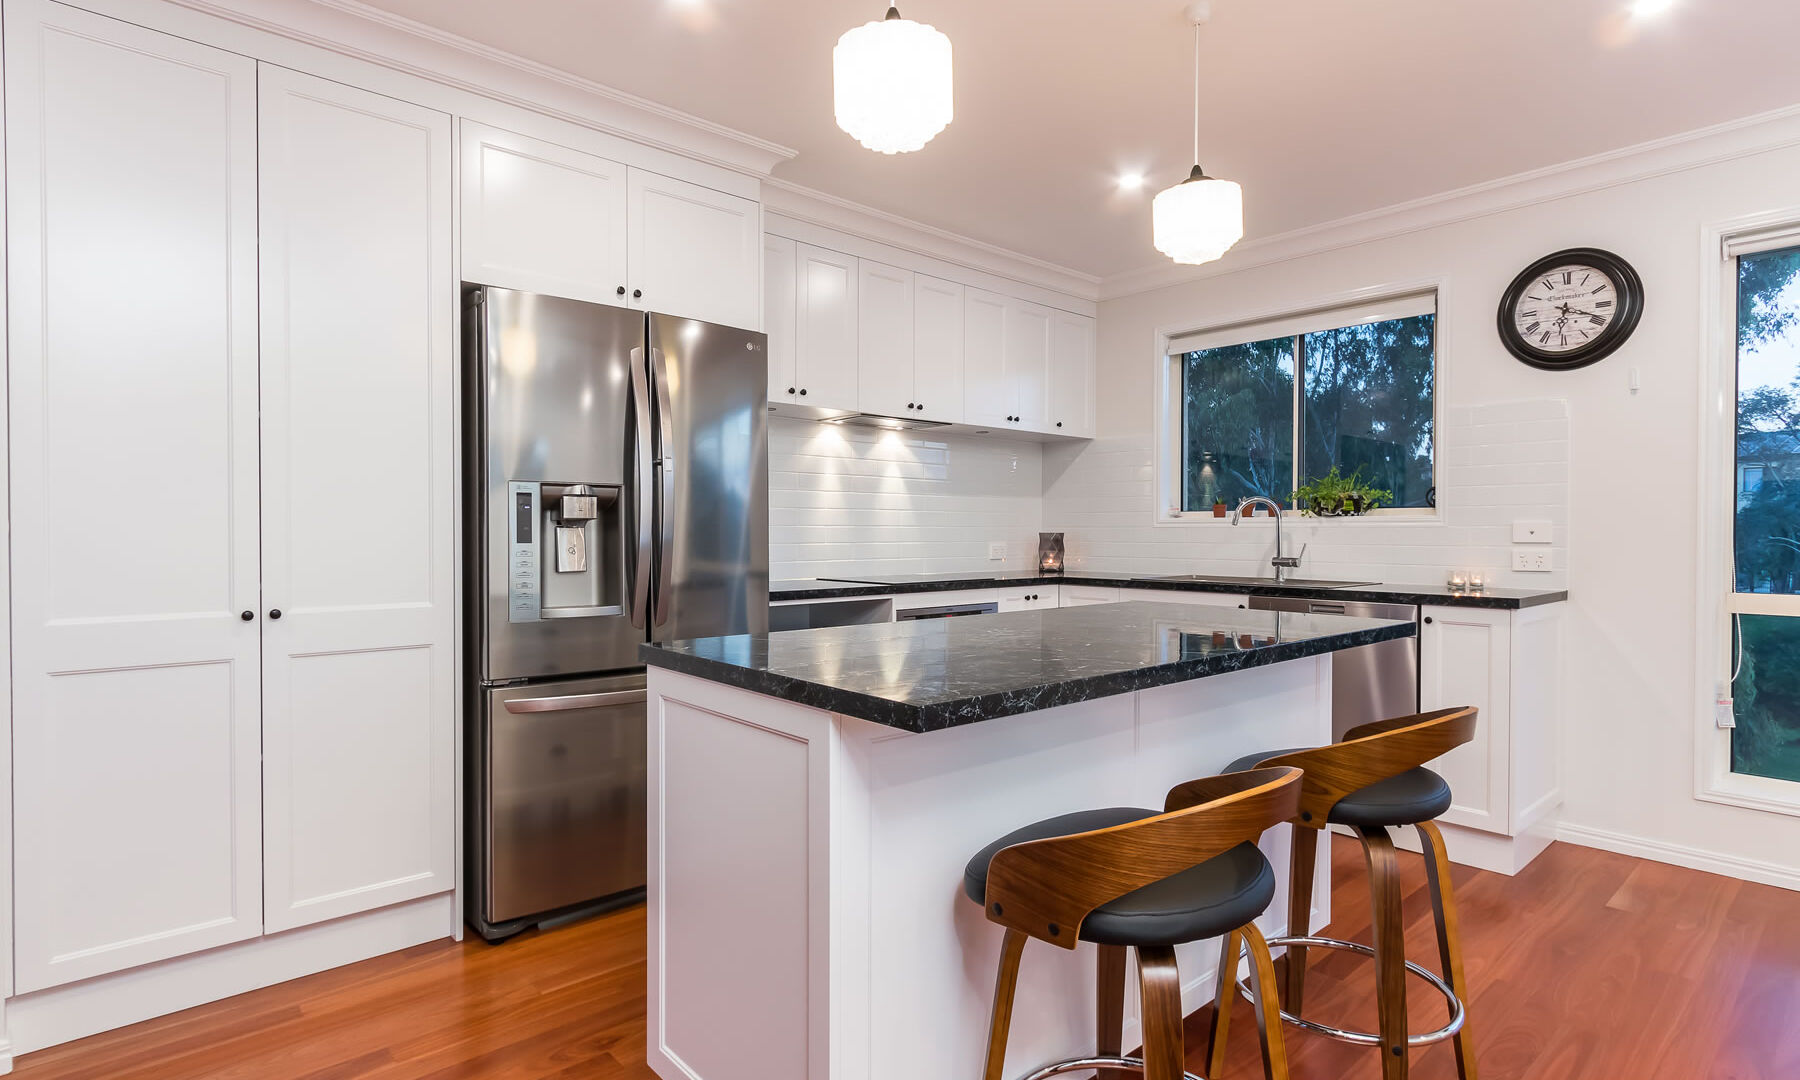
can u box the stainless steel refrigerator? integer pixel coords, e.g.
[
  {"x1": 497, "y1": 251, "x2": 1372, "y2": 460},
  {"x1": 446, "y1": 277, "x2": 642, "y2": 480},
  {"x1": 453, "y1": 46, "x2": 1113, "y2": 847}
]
[{"x1": 463, "y1": 285, "x2": 768, "y2": 941}]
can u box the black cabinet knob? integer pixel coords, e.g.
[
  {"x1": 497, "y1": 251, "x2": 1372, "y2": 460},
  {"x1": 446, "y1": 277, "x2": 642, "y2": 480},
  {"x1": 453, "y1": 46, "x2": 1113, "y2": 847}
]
[
  {"x1": 240, "y1": 610, "x2": 254, "y2": 621},
  {"x1": 787, "y1": 386, "x2": 796, "y2": 395},
  {"x1": 1056, "y1": 421, "x2": 1063, "y2": 428},
  {"x1": 269, "y1": 609, "x2": 282, "y2": 620},
  {"x1": 1423, "y1": 616, "x2": 1434, "y2": 625},
  {"x1": 632, "y1": 288, "x2": 643, "y2": 299},
  {"x1": 916, "y1": 403, "x2": 923, "y2": 410},
  {"x1": 906, "y1": 402, "x2": 915, "y2": 409},
  {"x1": 798, "y1": 388, "x2": 808, "y2": 396},
  {"x1": 616, "y1": 285, "x2": 626, "y2": 297}
]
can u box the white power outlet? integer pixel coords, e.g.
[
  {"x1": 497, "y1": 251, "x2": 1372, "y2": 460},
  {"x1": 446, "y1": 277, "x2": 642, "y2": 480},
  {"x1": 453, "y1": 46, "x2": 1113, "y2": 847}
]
[
  {"x1": 1511, "y1": 549, "x2": 1552, "y2": 573},
  {"x1": 988, "y1": 541, "x2": 1006, "y2": 562}
]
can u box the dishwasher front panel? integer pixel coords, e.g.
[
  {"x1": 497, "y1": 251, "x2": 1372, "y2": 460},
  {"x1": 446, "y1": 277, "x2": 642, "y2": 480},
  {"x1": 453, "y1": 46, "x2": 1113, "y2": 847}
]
[
  {"x1": 1248, "y1": 596, "x2": 1420, "y2": 740},
  {"x1": 480, "y1": 672, "x2": 647, "y2": 932}
]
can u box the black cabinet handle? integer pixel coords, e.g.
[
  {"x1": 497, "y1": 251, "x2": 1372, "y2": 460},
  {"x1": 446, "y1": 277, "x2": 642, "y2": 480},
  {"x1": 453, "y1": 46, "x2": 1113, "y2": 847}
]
[
  {"x1": 1056, "y1": 421, "x2": 1063, "y2": 428},
  {"x1": 906, "y1": 402, "x2": 915, "y2": 409},
  {"x1": 916, "y1": 403, "x2": 923, "y2": 410},
  {"x1": 240, "y1": 610, "x2": 254, "y2": 621},
  {"x1": 632, "y1": 288, "x2": 642, "y2": 299},
  {"x1": 787, "y1": 386, "x2": 796, "y2": 395},
  {"x1": 616, "y1": 285, "x2": 626, "y2": 297},
  {"x1": 1423, "y1": 616, "x2": 1434, "y2": 625},
  {"x1": 269, "y1": 609, "x2": 283, "y2": 620},
  {"x1": 799, "y1": 388, "x2": 808, "y2": 396}
]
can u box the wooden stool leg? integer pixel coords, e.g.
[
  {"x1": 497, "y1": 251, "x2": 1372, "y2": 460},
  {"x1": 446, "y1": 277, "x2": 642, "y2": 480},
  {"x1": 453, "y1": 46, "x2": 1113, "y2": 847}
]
[
  {"x1": 1239, "y1": 922, "x2": 1292, "y2": 1080},
  {"x1": 982, "y1": 928, "x2": 1028, "y2": 1080},
  {"x1": 1136, "y1": 945, "x2": 1185, "y2": 1080},
  {"x1": 1360, "y1": 827, "x2": 1409, "y2": 1080},
  {"x1": 1205, "y1": 927, "x2": 1242, "y2": 1077},
  {"x1": 1283, "y1": 823, "x2": 1319, "y2": 1014},
  {"x1": 1096, "y1": 944, "x2": 1129, "y2": 1080},
  {"x1": 1418, "y1": 821, "x2": 1479, "y2": 1080}
]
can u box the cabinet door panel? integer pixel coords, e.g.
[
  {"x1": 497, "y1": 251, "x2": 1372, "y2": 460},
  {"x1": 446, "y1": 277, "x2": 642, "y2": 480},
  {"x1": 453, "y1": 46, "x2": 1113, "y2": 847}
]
[
  {"x1": 764, "y1": 234, "x2": 798, "y2": 404},
  {"x1": 6, "y1": 0, "x2": 264, "y2": 990},
  {"x1": 628, "y1": 169, "x2": 761, "y2": 329},
  {"x1": 460, "y1": 121, "x2": 629, "y2": 305},
  {"x1": 857, "y1": 260, "x2": 915, "y2": 418},
  {"x1": 1007, "y1": 299, "x2": 1052, "y2": 430},
  {"x1": 912, "y1": 275, "x2": 964, "y2": 424},
  {"x1": 1418, "y1": 607, "x2": 1511, "y2": 833},
  {"x1": 258, "y1": 66, "x2": 457, "y2": 931},
  {"x1": 794, "y1": 244, "x2": 859, "y2": 409},
  {"x1": 962, "y1": 287, "x2": 1012, "y2": 426},
  {"x1": 1050, "y1": 311, "x2": 1096, "y2": 437}
]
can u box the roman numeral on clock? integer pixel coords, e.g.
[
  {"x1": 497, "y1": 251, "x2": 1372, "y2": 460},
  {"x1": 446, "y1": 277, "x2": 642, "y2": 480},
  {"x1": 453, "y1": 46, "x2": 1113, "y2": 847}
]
[{"x1": 1525, "y1": 321, "x2": 1541, "y2": 334}]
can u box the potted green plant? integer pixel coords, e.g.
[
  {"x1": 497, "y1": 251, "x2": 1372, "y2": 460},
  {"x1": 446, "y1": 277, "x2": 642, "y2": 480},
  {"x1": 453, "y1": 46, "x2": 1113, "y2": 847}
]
[
  {"x1": 1212, "y1": 498, "x2": 1228, "y2": 518},
  {"x1": 1290, "y1": 466, "x2": 1392, "y2": 517}
]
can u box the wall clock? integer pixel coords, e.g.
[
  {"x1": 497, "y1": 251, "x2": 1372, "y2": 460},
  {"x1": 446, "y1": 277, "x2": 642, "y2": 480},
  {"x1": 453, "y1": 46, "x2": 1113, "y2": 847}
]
[{"x1": 1497, "y1": 247, "x2": 1643, "y2": 371}]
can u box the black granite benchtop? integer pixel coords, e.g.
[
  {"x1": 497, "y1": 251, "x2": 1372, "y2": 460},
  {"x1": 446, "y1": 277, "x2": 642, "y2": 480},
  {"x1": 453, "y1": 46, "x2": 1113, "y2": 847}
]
[
  {"x1": 769, "y1": 573, "x2": 1567, "y2": 611},
  {"x1": 641, "y1": 601, "x2": 1416, "y2": 734}
]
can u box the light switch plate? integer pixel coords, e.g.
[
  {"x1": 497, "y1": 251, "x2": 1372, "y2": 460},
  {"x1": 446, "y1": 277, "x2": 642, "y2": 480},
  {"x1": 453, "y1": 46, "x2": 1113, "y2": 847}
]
[
  {"x1": 1512, "y1": 549, "x2": 1552, "y2": 572},
  {"x1": 988, "y1": 541, "x2": 1006, "y2": 561},
  {"x1": 1512, "y1": 519, "x2": 1553, "y2": 544}
]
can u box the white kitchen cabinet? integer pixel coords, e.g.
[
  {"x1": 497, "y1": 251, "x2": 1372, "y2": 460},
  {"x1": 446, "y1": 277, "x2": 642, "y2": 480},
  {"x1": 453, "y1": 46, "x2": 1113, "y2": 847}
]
[
  {"x1": 764, "y1": 234, "x2": 799, "y2": 405},
  {"x1": 963, "y1": 287, "x2": 1053, "y2": 433},
  {"x1": 1049, "y1": 310, "x2": 1098, "y2": 437},
  {"x1": 1418, "y1": 602, "x2": 1562, "y2": 870},
  {"x1": 628, "y1": 168, "x2": 761, "y2": 330},
  {"x1": 1115, "y1": 587, "x2": 1249, "y2": 609},
  {"x1": 258, "y1": 66, "x2": 459, "y2": 933},
  {"x1": 5, "y1": 0, "x2": 266, "y2": 991},
  {"x1": 1059, "y1": 585, "x2": 1119, "y2": 606},
  {"x1": 857, "y1": 260, "x2": 916, "y2": 418},
  {"x1": 460, "y1": 120, "x2": 629, "y2": 306},
  {"x1": 793, "y1": 243, "x2": 860, "y2": 409},
  {"x1": 997, "y1": 587, "x2": 1058, "y2": 612},
  {"x1": 912, "y1": 275, "x2": 965, "y2": 424}
]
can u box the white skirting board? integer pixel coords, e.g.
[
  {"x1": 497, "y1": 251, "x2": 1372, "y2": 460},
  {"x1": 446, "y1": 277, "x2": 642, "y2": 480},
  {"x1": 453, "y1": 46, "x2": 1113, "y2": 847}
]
[
  {"x1": 2, "y1": 892, "x2": 457, "y2": 1063},
  {"x1": 1553, "y1": 821, "x2": 1800, "y2": 893}
]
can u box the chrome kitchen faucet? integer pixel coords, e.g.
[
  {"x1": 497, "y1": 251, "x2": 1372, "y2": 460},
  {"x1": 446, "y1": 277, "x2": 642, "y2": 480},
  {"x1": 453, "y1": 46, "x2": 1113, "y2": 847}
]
[{"x1": 1233, "y1": 497, "x2": 1306, "y2": 583}]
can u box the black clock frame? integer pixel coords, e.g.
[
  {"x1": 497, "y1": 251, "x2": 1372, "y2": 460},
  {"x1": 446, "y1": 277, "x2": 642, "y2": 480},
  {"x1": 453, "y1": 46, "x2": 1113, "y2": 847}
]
[{"x1": 1497, "y1": 247, "x2": 1644, "y2": 371}]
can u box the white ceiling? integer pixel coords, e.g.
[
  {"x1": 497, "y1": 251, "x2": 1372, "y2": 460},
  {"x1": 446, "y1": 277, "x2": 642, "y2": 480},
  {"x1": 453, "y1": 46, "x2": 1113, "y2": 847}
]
[{"x1": 361, "y1": 0, "x2": 1800, "y2": 280}]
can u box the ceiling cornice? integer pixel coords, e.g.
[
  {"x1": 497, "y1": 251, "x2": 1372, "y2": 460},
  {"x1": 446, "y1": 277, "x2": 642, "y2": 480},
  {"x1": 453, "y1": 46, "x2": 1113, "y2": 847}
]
[
  {"x1": 762, "y1": 177, "x2": 1103, "y2": 302},
  {"x1": 1100, "y1": 100, "x2": 1800, "y2": 301},
  {"x1": 161, "y1": 0, "x2": 798, "y2": 176}
]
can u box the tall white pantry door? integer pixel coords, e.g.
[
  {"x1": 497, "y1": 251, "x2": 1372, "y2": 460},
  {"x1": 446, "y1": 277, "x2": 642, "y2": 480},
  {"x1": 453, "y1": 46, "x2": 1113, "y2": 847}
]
[
  {"x1": 257, "y1": 65, "x2": 458, "y2": 932},
  {"x1": 5, "y1": 0, "x2": 265, "y2": 991}
]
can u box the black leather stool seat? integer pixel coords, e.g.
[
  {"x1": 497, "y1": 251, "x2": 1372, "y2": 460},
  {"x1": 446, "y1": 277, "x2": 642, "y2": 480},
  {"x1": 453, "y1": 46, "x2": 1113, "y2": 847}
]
[
  {"x1": 962, "y1": 807, "x2": 1275, "y2": 947},
  {"x1": 1225, "y1": 748, "x2": 1453, "y2": 827}
]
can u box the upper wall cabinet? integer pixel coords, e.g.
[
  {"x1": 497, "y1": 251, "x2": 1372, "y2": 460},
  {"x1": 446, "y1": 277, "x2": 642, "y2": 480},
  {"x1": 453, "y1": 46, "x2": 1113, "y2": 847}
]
[
  {"x1": 912, "y1": 275, "x2": 966, "y2": 424},
  {"x1": 627, "y1": 169, "x2": 761, "y2": 330},
  {"x1": 857, "y1": 260, "x2": 915, "y2": 418},
  {"x1": 461, "y1": 120, "x2": 761, "y2": 330},
  {"x1": 5, "y1": 0, "x2": 266, "y2": 992},
  {"x1": 764, "y1": 234, "x2": 800, "y2": 404},
  {"x1": 965, "y1": 287, "x2": 1058, "y2": 432},
  {"x1": 1050, "y1": 310, "x2": 1098, "y2": 437},
  {"x1": 461, "y1": 121, "x2": 629, "y2": 306},
  {"x1": 781, "y1": 243, "x2": 860, "y2": 409}
]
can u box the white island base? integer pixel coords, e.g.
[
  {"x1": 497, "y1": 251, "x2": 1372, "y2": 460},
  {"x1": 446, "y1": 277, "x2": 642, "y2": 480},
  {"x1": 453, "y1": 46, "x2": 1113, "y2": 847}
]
[{"x1": 645, "y1": 656, "x2": 1335, "y2": 1080}]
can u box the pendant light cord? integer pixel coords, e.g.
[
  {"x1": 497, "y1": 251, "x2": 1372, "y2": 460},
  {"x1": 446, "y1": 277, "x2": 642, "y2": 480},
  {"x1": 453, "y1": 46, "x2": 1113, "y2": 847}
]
[{"x1": 1192, "y1": 19, "x2": 1201, "y2": 168}]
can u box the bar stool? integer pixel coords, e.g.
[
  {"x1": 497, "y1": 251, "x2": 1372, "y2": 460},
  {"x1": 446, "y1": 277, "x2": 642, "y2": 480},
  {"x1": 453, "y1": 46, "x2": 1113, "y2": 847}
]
[
  {"x1": 963, "y1": 766, "x2": 1302, "y2": 1080},
  {"x1": 1220, "y1": 706, "x2": 1481, "y2": 1080}
]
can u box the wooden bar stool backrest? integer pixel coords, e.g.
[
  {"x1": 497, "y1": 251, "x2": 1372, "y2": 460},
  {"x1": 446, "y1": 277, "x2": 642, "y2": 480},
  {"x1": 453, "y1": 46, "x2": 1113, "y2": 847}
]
[
  {"x1": 983, "y1": 766, "x2": 1301, "y2": 949},
  {"x1": 1258, "y1": 706, "x2": 1479, "y2": 829}
]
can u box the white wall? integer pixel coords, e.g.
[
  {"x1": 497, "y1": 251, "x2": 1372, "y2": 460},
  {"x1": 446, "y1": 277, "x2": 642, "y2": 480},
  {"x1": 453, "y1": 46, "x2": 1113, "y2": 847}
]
[
  {"x1": 1079, "y1": 133, "x2": 1800, "y2": 885},
  {"x1": 769, "y1": 417, "x2": 1044, "y2": 581}
]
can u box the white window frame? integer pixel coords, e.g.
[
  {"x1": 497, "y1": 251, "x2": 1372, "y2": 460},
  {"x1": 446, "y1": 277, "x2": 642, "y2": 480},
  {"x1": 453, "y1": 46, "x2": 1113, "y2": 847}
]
[
  {"x1": 1154, "y1": 285, "x2": 1444, "y2": 526},
  {"x1": 1696, "y1": 208, "x2": 1800, "y2": 816}
]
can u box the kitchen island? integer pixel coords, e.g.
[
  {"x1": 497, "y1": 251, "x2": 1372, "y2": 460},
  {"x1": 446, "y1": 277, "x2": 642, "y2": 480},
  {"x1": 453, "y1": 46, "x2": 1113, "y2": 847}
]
[{"x1": 641, "y1": 602, "x2": 1415, "y2": 1080}]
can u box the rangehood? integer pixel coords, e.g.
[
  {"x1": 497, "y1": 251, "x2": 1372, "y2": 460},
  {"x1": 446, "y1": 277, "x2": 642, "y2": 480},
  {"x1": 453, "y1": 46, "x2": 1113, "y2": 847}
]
[{"x1": 821, "y1": 412, "x2": 951, "y2": 432}]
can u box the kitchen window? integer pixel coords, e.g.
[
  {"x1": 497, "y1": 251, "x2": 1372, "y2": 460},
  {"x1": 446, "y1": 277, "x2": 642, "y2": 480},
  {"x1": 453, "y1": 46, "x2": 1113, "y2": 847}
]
[
  {"x1": 1162, "y1": 293, "x2": 1437, "y2": 516},
  {"x1": 1721, "y1": 235, "x2": 1800, "y2": 787}
]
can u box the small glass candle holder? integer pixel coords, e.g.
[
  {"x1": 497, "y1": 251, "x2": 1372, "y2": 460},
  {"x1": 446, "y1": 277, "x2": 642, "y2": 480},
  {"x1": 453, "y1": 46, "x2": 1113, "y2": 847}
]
[
  {"x1": 1468, "y1": 572, "x2": 1486, "y2": 592},
  {"x1": 1447, "y1": 571, "x2": 1468, "y2": 591}
]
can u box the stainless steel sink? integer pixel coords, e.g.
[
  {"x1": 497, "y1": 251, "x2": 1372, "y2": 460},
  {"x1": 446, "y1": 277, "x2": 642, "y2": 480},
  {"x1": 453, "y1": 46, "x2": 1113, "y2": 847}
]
[{"x1": 1153, "y1": 574, "x2": 1379, "y2": 589}]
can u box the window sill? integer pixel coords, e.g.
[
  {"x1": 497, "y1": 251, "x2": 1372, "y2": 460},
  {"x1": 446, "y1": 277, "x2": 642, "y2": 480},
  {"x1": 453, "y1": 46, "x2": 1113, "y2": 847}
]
[{"x1": 1157, "y1": 510, "x2": 1443, "y2": 527}]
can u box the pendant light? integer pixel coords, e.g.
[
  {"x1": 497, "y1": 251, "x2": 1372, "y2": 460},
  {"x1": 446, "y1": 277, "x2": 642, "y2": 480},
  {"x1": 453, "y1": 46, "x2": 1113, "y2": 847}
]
[
  {"x1": 834, "y1": 6, "x2": 954, "y2": 154},
  {"x1": 1153, "y1": 4, "x2": 1243, "y2": 265}
]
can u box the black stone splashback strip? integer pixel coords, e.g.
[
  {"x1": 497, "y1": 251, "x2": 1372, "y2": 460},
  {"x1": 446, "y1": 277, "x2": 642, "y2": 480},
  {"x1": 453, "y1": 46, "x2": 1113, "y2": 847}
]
[
  {"x1": 641, "y1": 601, "x2": 1417, "y2": 734},
  {"x1": 768, "y1": 573, "x2": 1567, "y2": 611}
]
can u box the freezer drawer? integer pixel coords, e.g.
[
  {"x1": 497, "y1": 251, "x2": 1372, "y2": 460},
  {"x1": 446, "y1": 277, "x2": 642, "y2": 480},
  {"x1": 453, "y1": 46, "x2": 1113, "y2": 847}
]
[{"x1": 482, "y1": 673, "x2": 647, "y2": 927}]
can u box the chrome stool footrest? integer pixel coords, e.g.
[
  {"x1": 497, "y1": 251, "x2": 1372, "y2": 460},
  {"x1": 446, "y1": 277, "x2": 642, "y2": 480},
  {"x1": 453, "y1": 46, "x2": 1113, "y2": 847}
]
[
  {"x1": 1233, "y1": 934, "x2": 1465, "y2": 1048},
  {"x1": 1016, "y1": 1056, "x2": 1203, "y2": 1080}
]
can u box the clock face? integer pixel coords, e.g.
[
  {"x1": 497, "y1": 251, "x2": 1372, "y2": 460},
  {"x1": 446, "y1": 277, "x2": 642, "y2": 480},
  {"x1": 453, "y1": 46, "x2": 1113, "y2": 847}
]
[
  {"x1": 1510, "y1": 263, "x2": 1620, "y2": 354},
  {"x1": 1497, "y1": 248, "x2": 1644, "y2": 371}
]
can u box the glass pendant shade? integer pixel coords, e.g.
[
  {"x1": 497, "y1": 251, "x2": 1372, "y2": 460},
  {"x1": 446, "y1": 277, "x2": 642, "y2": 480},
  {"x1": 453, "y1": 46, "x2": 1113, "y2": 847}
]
[
  {"x1": 833, "y1": 8, "x2": 953, "y2": 154},
  {"x1": 1153, "y1": 167, "x2": 1243, "y2": 265}
]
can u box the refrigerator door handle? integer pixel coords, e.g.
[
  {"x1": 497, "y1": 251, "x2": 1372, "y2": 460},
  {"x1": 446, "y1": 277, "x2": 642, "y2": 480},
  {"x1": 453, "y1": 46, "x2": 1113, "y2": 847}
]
[
  {"x1": 628, "y1": 346, "x2": 654, "y2": 629},
  {"x1": 502, "y1": 689, "x2": 649, "y2": 713},
  {"x1": 651, "y1": 347, "x2": 676, "y2": 628}
]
